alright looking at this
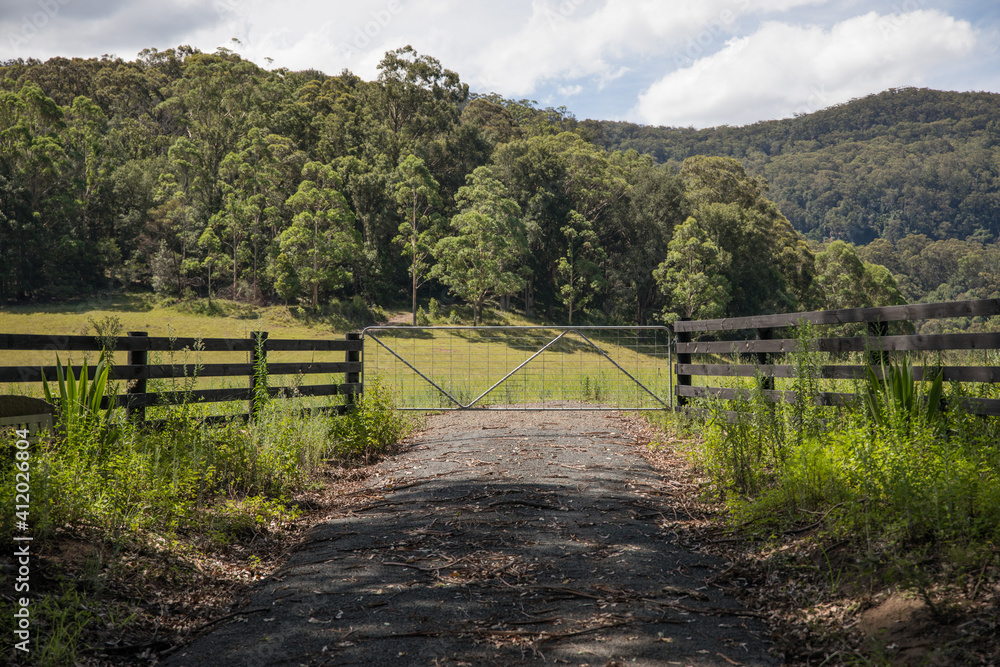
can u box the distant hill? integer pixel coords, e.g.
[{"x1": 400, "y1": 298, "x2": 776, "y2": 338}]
[{"x1": 579, "y1": 88, "x2": 1000, "y2": 245}]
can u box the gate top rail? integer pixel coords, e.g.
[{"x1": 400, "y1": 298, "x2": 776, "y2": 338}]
[
  {"x1": 674, "y1": 298, "x2": 1000, "y2": 333},
  {"x1": 363, "y1": 326, "x2": 669, "y2": 333}
]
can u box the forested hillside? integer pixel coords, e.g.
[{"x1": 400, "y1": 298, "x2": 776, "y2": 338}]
[
  {"x1": 582, "y1": 87, "x2": 1000, "y2": 313},
  {"x1": 1, "y1": 48, "x2": 997, "y2": 323},
  {"x1": 583, "y1": 88, "x2": 1000, "y2": 245},
  {"x1": 0, "y1": 45, "x2": 818, "y2": 323}
]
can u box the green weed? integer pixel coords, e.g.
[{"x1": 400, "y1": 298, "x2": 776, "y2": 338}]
[
  {"x1": 42, "y1": 355, "x2": 118, "y2": 452},
  {"x1": 32, "y1": 586, "x2": 94, "y2": 667},
  {"x1": 329, "y1": 377, "x2": 413, "y2": 463},
  {"x1": 689, "y1": 324, "x2": 1000, "y2": 546}
]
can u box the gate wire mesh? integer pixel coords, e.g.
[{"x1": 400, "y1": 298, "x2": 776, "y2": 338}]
[{"x1": 361, "y1": 326, "x2": 673, "y2": 411}]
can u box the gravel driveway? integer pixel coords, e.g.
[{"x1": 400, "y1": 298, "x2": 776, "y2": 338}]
[{"x1": 165, "y1": 406, "x2": 780, "y2": 666}]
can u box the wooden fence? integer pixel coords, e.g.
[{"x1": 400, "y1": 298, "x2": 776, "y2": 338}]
[
  {"x1": 674, "y1": 298, "x2": 1000, "y2": 418},
  {"x1": 0, "y1": 331, "x2": 363, "y2": 424}
]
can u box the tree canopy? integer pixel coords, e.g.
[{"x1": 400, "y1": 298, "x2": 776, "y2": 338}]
[{"x1": 2, "y1": 49, "x2": 985, "y2": 325}]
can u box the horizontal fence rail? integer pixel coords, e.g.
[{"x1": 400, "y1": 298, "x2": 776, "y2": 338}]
[
  {"x1": 676, "y1": 332, "x2": 1000, "y2": 355},
  {"x1": 675, "y1": 297, "x2": 1000, "y2": 418},
  {"x1": 673, "y1": 298, "x2": 1000, "y2": 332},
  {"x1": 0, "y1": 331, "x2": 363, "y2": 424}
]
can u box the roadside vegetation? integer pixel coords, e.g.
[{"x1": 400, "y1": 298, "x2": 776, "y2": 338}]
[
  {"x1": 648, "y1": 327, "x2": 1000, "y2": 664},
  {"x1": 0, "y1": 327, "x2": 411, "y2": 666}
]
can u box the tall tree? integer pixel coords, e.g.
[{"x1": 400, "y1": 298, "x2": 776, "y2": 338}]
[
  {"x1": 277, "y1": 161, "x2": 360, "y2": 307},
  {"x1": 813, "y1": 240, "x2": 904, "y2": 310},
  {"x1": 198, "y1": 225, "x2": 224, "y2": 305},
  {"x1": 431, "y1": 167, "x2": 526, "y2": 324},
  {"x1": 679, "y1": 156, "x2": 814, "y2": 316},
  {"x1": 491, "y1": 131, "x2": 627, "y2": 318},
  {"x1": 653, "y1": 216, "x2": 730, "y2": 322},
  {"x1": 366, "y1": 46, "x2": 468, "y2": 165},
  {"x1": 604, "y1": 157, "x2": 687, "y2": 324},
  {"x1": 213, "y1": 128, "x2": 298, "y2": 298},
  {"x1": 555, "y1": 211, "x2": 606, "y2": 324},
  {"x1": 392, "y1": 154, "x2": 444, "y2": 324}
]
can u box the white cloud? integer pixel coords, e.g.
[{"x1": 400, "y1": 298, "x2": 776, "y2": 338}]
[
  {"x1": 558, "y1": 83, "x2": 583, "y2": 96},
  {"x1": 1, "y1": 1, "x2": 994, "y2": 129},
  {"x1": 633, "y1": 9, "x2": 977, "y2": 128},
  {"x1": 2, "y1": 0, "x2": 218, "y2": 60},
  {"x1": 467, "y1": 0, "x2": 823, "y2": 97}
]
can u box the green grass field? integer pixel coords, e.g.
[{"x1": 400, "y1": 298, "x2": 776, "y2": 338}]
[{"x1": 0, "y1": 295, "x2": 678, "y2": 413}]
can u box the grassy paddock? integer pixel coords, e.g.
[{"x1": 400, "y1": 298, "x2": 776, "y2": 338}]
[{"x1": 0, "y1": 295, "x2": 378, "y2": 414}]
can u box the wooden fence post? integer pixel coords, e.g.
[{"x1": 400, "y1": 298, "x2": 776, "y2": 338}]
[
  {"x1": 250, "y1": 331, "x2": 268, "y2": 420},
  {"x1": 676, "y1": 318, "x2": 691, "y2": 408},
  {"x1": 345, "y1": 332, "x2": 361, "y2": 409},
  {"x1": 126, "y1": 331, "x2": 148, "y2": 423},
  {"x1": 755, "y1": 328, "x2": 775, "y2": 392}
]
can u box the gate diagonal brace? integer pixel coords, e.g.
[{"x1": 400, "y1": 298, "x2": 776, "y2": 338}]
[
  {"x1": 573, "y1": 331, "x2": 669, "y2": 409},
  {"x1": 364, "y1": 332, "x2": 465, "y2": 407},
  {"x1": 367, "y1": 330, "x2": 573, "y2": 409},
  {"x1": 466, "y1": 330, "x2": 570, "y2": 407}
]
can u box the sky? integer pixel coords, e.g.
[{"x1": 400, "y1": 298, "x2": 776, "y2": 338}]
[{"x1": 1, "y1": 0, "x2": 998, "y2": 129}]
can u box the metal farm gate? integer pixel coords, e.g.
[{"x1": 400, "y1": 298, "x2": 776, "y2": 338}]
[{"x1": 361, "y1": 326, "x2": 673, "y2": 411}]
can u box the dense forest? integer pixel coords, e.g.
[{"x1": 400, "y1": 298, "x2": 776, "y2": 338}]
[
  {"x1": 584, "y1": 87, "x2": 1000, "y2": 315},
  {"x1": 1, "y1": 48, "x2": 997, "y2": 323},
  {"x1": 584, "y1": 88, "x2": 1000, "y2": 245}
]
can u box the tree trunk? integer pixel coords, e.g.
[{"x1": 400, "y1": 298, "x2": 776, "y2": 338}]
[
  {"x1": 232, "y1": 227, "x2": 238, "y2": 297},
  {"x1": 313, "y1": 220, "x2": 319, "y2": 307},
  {"x1": 411, "y1": 219, "x2": 418, "y2": 326},
  {"x1": 412, "y1": 267, "x2": 417, "y2": 326}
]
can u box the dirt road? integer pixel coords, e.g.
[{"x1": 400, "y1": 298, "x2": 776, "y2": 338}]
[{"x1": 165, "y1": 407, "x2": 779, "y2": 666}]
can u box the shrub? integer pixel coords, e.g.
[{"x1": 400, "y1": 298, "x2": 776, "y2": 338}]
[{"x1": 329, "y1": 377, "x2": 412, "y2": 464}]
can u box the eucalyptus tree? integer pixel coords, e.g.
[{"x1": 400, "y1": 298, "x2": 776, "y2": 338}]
[
  {"x1": 393, "y1": 154, "x2": 444, "y2": 324},
  {"x1": 198, "y1": 225, "x2": 225, "y2": 304},
  {"x1": 431, "y1": 166, "x2": 526, "y2": 324},
  {"x1": 602, "y1": 155, "x2": 687, "y2": 324},
  {"x1": 491, "y1": 131, "x2": 626, "y2": 318},
  {"x1": 653, "y1": 216, "x2": 730, "y2": 322},
  {"x1": 679, "y1": 156, "x2": 814, "y2": 316},
  {"x1": 213, "y1": 128, "x2": 300, "y2": 297},
  {"x1": 556, "y1": 211, "x2": 606, "y2": 324},
  {"x1": 813, "y1": 240, "x2": 903, "y2": 311},
  {"x1": 276, "y1": 161, "x2": 360, "y2": 306},
  {"x1": 366, "y1": 46, "x2": 468, "y2": 166}
]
